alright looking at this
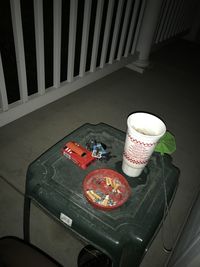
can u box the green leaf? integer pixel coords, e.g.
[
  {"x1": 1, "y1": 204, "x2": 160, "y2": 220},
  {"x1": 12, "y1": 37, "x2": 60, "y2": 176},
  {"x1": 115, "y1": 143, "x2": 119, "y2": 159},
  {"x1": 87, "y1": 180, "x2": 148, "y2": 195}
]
[{"x1": 154, "y1": 131, "x2": 176, "y2": 155}]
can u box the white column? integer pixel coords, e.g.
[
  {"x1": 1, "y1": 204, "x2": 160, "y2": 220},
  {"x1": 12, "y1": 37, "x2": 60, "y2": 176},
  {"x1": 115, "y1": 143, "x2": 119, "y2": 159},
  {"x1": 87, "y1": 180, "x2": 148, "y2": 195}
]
[{"x1": 133, "y1": 0, "x2": 164, "y2": 68}]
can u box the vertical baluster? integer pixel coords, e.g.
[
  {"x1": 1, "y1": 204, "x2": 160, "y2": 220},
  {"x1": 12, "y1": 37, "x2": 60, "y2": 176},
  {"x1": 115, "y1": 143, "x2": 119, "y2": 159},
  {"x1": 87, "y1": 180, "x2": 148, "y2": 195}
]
[
  {"x1": 167, "y1": 0, "x2": 180, "y2": 38},
  {"x1": 124, "y1": 0, "x2": 140, "y2": 57},
  {"x1": 171, "y1": 0, "x2": 184, "y2": 36},
  {"x1": 10, "y1": 0, "x2": 28, "y2": 102},
  {"x1": 163, "y1": 0, "x2": 175, "y2": 40},
  {"x1": 180, "y1": 0, "x2": 191, "y2": 33},
  {"x1": 176, "y1": 0, "x2": 186, "y2": 34},
  {"x1": 153, "y1": 0, "x2": 166, "y2": 44},
  {"x1": 34, "y1": 0, "x2": 45, "y2": 95},
  {"x1": 159, "y1": 0, "x2": 172, "y2": 42},
  {"x1": 131, "y1": 0, "x2": 146, "y2": 54},
  {"x1": 117, "y1": 0, "x2": 132, "y2": 60},
  {"x1": 53, "y1": 0, "x2": 62, "y2": 88},
  {"x1": 155, "y1": 0, "x2": 169, "y2": 43},
  {"x1": 79, "y1": 0, "x2": 92, "y2": 77},
  {"x1": 109, "y1": 0, "x2": 123, "y2": 64},
  {"x1": 67, "y1": 0, "x2": 78, "y2": 82},
  {"x1": 100, "y1": 0, "x2": 114, "y2": 68},
  {"x1": 90, "y1": 0, "x2": 104, "y2": 72},
  {"x1": 0, "y1": 53, "x2": 8, "y2": 111}
]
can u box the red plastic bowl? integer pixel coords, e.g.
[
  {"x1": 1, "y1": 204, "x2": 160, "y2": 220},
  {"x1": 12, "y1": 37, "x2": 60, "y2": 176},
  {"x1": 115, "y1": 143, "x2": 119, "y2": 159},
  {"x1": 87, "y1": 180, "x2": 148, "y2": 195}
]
[{"x1": 83, "y1": 169, "x2": 131, "y2": 210}]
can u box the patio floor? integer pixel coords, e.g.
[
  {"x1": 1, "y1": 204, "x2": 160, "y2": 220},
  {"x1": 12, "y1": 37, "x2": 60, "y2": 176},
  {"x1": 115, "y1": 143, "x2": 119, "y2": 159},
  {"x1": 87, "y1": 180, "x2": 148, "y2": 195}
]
[{"x1": 0, "y1": 38, "x2": 200, "y2": 267}]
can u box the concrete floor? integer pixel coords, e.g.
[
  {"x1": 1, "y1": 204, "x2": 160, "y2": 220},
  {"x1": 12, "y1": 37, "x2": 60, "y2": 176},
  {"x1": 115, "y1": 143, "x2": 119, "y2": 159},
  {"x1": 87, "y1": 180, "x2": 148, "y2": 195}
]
[{"x1": 0, "y1": 39, "x2": 200, "y2": 266}]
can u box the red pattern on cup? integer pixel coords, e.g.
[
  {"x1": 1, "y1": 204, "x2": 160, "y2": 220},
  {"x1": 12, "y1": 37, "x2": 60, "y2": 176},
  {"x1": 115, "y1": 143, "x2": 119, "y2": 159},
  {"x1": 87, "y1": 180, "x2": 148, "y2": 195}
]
[
  {"x1": 123, "y1": 151, "x2": 148, "y2": 165},
  {"x1": 128, "y1": 133, "x2": 156, "y2": 147}
]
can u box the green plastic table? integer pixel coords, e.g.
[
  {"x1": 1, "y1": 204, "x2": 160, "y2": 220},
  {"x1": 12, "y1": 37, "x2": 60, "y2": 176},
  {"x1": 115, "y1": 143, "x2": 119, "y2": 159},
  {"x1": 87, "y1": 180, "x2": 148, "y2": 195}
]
[{"x1": 24, "y1": 123, "x2": 179, "y2": 267}]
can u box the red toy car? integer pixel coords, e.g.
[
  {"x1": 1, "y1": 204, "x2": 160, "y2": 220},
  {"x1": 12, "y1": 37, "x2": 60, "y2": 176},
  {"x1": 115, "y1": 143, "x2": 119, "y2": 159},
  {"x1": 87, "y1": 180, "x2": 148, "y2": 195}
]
[{"x1": 62, "y1": 141, "x2": 96, "y2": 169}]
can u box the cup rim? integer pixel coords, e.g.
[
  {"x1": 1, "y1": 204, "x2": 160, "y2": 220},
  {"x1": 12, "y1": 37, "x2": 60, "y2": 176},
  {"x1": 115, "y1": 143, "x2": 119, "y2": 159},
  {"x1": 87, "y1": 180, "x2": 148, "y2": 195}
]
[{"x1": 127, "y1": 112, "x2": 166, "y2": 138}]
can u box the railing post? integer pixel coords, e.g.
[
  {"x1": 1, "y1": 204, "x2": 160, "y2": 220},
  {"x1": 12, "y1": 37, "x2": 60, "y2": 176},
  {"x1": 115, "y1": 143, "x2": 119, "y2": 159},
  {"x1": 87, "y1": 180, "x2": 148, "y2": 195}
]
[{"x1": 132, "y1": 0, "x2": 164, "y2": 69}]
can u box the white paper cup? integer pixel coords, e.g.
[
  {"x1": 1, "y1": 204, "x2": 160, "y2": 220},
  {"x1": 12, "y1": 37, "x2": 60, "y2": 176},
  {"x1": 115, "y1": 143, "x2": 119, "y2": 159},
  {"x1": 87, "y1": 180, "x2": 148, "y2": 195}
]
[{"x1": 122, "y1": 112, "x2": 166, "y2": 177}]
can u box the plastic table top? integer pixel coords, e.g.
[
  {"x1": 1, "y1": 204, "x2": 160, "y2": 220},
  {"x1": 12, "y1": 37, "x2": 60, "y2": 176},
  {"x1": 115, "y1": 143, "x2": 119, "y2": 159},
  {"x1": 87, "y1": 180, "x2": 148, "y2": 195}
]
[{"x1": 24, "y1": 123, "x2": 179, "y2": 267}]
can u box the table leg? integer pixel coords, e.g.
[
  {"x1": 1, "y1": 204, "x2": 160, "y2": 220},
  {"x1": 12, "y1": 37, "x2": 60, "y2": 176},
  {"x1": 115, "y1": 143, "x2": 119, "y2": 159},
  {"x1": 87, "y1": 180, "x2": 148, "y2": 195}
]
[
  {"x1": 23, "y1": 195, "x2": 31, "y2": 242},
  {"x1": 78, "y1": 244, "x2": 112, "y2": 267}
]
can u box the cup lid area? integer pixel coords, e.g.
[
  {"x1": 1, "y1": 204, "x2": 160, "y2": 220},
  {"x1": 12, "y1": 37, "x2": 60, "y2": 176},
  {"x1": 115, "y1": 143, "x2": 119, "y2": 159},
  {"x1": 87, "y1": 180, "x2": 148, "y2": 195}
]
[{"x1": 127, "y1": 112, "x2": 166, "y2": 137}]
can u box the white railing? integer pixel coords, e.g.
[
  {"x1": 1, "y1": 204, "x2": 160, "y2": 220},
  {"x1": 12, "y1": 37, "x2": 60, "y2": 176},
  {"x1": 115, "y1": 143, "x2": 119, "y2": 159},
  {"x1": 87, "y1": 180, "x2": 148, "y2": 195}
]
[
  {"x1": 154, "y1": 0, "x2": 197, "y2": 44},
  {"x1": 0, "y1": 0, "x2": 197, "y2": 127},
  {"x1": 0, "y1": 0, "x2": 146, "y2": 127}
]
